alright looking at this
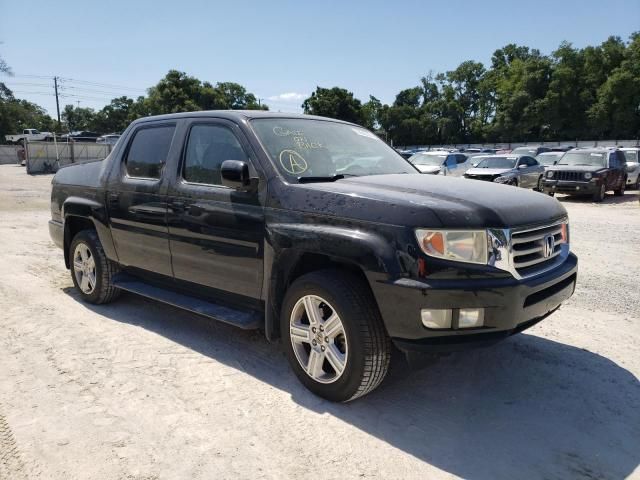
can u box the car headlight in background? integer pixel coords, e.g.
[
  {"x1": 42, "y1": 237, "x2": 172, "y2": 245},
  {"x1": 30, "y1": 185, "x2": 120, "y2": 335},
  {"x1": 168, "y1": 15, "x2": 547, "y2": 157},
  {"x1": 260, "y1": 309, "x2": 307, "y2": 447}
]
[
  {"x1": 415, "y1": 229, "x2": 488, "y2": 264},
  {"x1": 584, "y1": 172, "x2": 592, "y2": 180},
  {"x1": 494, "y1": 176, "x2": 511, "y2": 183},
  {"x1": 547, "y1": 171, "x2": 555, "y2": 178}
]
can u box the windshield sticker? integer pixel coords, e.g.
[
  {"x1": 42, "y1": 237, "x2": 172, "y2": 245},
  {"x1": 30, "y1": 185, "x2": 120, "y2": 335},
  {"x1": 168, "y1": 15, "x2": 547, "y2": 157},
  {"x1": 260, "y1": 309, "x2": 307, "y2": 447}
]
[
  {"x1": 279, "y1": 149, "x2": 308, "y2": 175},
  {"x1": 292, "y1": 135, "x2": 323, "y2": 149},
  {"x1": 352, "y1": 128, "x2": 377, "y2": 139},
  {"x1": 273, "y1": 126, "x2": 304, "y2": 137}
]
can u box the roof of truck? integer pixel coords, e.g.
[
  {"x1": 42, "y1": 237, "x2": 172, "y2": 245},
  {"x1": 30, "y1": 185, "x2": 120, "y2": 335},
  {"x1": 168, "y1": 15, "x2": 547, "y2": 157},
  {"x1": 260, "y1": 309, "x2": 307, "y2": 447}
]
[{"x1": 132, "y1": 110, "x2": 357, "y2": 126}]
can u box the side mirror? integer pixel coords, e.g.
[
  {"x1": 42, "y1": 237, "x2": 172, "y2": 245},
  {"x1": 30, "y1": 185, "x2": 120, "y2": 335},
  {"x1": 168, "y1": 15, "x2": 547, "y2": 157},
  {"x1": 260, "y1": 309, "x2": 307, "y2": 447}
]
[
  {"x1": 221, "y1": 160, "x2": 252, "y2": 190},
  {"x1": 472, "y1": 162, "x2": 478, "y2": 167},
  {"x1": 518, "y1": 164, "x2": 527, "y2": 169}
]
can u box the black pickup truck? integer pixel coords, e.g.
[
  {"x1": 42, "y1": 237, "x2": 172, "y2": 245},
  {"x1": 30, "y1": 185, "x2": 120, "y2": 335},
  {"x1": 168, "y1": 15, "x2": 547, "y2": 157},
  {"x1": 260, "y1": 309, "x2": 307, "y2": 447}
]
[{"x1": 49, "y1": 111, "x2": 578, "y2": 402}]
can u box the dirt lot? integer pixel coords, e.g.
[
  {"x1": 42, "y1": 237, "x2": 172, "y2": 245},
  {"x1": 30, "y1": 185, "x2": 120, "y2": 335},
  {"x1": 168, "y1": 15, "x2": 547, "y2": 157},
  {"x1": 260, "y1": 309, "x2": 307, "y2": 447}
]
[{"x1": 0, "y1": 164, "x2": 638, "y2": 480}]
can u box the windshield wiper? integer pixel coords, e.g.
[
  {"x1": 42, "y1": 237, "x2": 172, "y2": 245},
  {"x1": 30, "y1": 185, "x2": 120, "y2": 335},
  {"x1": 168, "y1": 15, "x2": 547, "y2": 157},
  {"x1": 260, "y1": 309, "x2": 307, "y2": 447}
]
[{"x1": 298, "y1": 174, "x2": 345, "y2": 183}]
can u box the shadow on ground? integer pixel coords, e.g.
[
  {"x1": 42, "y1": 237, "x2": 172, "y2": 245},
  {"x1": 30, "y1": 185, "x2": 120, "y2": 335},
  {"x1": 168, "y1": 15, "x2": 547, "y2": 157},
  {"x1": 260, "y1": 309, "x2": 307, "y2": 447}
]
[
  {"x1": 556, "y1": 190, "x2": 639, "y2": 205},
  {"x1": 63, "y1": 288, "x2": 640, "y2": 480}
]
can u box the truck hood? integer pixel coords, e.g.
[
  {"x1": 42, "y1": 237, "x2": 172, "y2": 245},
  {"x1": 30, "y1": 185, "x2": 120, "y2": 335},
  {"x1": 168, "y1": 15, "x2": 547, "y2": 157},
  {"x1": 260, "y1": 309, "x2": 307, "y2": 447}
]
[
  {"x1": 464, "y1": 167, "x2": 513, "y2": 176},
  {"x1": 277, "y1": 173, "x2": 567, "y2": 229}
]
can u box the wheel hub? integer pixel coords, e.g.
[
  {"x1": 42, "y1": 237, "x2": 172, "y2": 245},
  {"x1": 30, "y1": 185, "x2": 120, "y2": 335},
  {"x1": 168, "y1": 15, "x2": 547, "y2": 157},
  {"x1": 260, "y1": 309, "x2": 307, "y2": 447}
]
[{"x1": 289, "y1": 295, "x2": 348, "y2": 384}]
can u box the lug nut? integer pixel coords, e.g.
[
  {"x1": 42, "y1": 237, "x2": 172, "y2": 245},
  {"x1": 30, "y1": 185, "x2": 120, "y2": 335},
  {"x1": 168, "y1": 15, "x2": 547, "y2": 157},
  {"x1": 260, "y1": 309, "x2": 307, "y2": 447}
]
[
  {"x1": 321, "y1": 346, "x2": 325, "y2": 352},
  {"x1": 319, "y1": 325, "x2": 324, "y2": 332},
  {"x1": 312, "y1": 327, "x2": 316, "y2": 333},
  {"x1": 312, "y1": 340, "x2": 317, "y2": 346}
]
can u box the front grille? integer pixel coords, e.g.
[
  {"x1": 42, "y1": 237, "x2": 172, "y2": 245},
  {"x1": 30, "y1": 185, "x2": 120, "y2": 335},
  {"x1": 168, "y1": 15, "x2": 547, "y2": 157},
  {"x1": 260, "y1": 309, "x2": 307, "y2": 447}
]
[
  {"x1": 465, "y1": 174, "x2": 497, "y2": 182},
  {"x1": 554, "y1": 171, "x2": 585, "y2": 181},
  {"x1": 511, "y1": 222, "x2": 565, "y2": 277}
]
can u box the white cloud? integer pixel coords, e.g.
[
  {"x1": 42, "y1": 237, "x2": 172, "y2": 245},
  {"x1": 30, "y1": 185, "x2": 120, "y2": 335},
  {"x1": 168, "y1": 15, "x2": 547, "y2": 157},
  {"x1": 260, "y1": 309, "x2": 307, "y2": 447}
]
[{"x1": 267, "y1": 92, "x2": 307, "y2": 103}]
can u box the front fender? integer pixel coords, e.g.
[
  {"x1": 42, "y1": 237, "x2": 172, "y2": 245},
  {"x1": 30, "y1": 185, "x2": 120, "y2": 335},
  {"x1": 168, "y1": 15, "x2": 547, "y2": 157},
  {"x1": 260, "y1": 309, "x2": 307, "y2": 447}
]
[{"x1": 263, "y1": 222, "x2": 402, "y2": 341}]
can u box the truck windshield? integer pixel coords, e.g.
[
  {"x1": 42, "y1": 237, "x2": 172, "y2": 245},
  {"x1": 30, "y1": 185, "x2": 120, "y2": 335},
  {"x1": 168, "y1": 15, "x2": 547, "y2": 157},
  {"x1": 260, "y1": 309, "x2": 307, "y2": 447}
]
[
  {"x1": 251, "y1": 119, "x2": 417, "y2": 180},
  {"x1": 476, "y1": 157, "x2": 517, "y2": 169},
  {"x1": 558, "y1": 152, "x2": 606, "y2": 167},
  {"x1": 408, "y1": 153, "x2": 446, "y2": 166}
]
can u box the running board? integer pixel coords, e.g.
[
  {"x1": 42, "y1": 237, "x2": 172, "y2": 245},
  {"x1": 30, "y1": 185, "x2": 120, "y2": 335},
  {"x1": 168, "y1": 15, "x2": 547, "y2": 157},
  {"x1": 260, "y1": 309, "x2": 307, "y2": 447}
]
[{"x1": 112, "y1": 273, "x2": 261, "y2": 330}]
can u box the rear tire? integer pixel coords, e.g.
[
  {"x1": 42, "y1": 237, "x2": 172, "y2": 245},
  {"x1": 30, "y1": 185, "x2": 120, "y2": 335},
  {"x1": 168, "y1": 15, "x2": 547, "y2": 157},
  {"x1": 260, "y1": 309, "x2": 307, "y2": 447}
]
[
  {"x1": 614, "y1": 179, "x2": 626, "y2": 196},
  {"x1": 281, "y1": 269, "x2": 391, "y2": 402},
  {"x1": 70, "y1": 230, "x2": 121, "y2": 304}
]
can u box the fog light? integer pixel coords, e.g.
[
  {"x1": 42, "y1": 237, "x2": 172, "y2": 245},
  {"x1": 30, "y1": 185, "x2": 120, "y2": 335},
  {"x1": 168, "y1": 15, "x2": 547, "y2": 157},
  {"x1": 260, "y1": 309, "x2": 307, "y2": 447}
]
[
  {"x1": 421, "y1": 309, "x2": 452, "y2": 329},
  {"x1": 458, "y1": 308, "x2": 485, "y2": 328}
]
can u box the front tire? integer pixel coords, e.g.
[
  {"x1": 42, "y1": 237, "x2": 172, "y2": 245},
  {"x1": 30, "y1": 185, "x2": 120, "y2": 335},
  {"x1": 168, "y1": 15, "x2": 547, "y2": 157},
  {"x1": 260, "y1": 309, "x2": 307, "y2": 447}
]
[
  {"x1": 70, "y1": 230, "x2": 121, "y2": 304},
  {"x1": 281, "y1": 269, "x2": 391, "y2": 402},
  {"x1": 614, "y1": 179, "x2": 626, "y2": 196},
  {"x1": 593, "y1": 184, "x2": 606, "y2": 202}
]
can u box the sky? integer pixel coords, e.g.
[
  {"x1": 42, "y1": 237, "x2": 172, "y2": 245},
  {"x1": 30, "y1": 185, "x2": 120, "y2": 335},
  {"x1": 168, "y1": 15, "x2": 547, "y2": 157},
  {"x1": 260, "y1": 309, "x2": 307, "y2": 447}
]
[{"x1": 1, "y1": 0, "x2": 638, "y2": 117}]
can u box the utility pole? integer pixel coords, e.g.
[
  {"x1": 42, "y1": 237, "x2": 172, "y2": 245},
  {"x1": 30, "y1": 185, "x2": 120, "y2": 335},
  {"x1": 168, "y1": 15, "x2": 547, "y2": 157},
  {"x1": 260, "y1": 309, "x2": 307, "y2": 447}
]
[{"x1": 54, "y1": 76, "x2": 61, "y2": 130}]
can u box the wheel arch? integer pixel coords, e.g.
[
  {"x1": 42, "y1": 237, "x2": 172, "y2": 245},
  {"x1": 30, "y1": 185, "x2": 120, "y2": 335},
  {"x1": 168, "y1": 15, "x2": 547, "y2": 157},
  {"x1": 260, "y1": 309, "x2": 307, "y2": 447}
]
[
  {"x1": 62, "y1": 196, "x2": 117, "y2": 268},
  {"x1": 264, "y1": 224, "x2": 397, "y2": 341}
]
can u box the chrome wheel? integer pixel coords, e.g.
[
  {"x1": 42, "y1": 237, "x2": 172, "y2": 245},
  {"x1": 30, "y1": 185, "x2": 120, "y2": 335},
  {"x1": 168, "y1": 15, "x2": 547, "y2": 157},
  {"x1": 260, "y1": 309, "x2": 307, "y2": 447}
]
[
  {"x1": 73, "y1": 243, "x2": 96, "y2": 294},
  {"x1": 289, "y1": 295, "x2": 348, "y2": 384}
]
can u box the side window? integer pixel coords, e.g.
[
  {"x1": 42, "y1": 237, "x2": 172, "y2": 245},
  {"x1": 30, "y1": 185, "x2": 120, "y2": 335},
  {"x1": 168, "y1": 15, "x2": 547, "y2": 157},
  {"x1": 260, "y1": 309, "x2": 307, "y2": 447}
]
[
  {"x1": 527, "y1": 157, "x2": 538, "y2": 166},
  {"x1": 609, "y1": 153, "x2": 617, "y2": 168},
  {"x1": 617, "y1": 151, "x2": 626, "y2": 166},
  {"x1": 456, "y1": 154, "x2": 467, "y2": 164},
  {"x1": 183, "y1": 124, "x2": 248, "y2": 185},
  {"x1": 445, "y1": 155, "x2": 457, "y2": 167},
  {"x1": 125, "y1": 125, "x2": 175, "y2": 179}
]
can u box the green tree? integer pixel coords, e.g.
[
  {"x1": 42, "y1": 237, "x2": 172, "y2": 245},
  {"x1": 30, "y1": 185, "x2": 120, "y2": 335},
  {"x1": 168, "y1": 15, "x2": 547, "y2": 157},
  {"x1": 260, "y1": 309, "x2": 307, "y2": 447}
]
[{"x1": 302, "y1": 87, "x2": 363, "y2": 124}]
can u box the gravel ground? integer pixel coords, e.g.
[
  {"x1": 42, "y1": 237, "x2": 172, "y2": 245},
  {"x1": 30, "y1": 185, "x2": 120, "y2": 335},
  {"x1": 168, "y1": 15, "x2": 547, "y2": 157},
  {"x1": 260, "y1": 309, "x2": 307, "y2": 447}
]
[{"x1": 0, "y1": 164, "x2": 638, "y2": 480}]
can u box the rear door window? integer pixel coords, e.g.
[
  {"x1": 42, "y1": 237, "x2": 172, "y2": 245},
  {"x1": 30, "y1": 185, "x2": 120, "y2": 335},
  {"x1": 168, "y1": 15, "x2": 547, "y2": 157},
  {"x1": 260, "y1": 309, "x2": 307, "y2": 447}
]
[{"x1": 125, "y1": 125, "x2": 176, "y2": 179}]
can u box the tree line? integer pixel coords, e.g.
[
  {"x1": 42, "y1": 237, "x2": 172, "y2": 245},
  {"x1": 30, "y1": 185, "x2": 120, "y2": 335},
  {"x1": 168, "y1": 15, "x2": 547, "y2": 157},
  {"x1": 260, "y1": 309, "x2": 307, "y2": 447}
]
[
  {"x1": 304, "y1": 33, "x2": 640, "y2": 145},
  {"x1": 1, "y1": 33, "x2": 639, "y2": 145}
]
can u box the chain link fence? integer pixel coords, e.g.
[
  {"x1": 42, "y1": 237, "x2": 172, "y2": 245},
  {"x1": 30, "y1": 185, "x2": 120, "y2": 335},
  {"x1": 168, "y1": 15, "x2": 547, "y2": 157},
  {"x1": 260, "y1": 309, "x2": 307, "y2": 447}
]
[{"x1": 24, "y1": 141, "x2": 112, "y2": 174}]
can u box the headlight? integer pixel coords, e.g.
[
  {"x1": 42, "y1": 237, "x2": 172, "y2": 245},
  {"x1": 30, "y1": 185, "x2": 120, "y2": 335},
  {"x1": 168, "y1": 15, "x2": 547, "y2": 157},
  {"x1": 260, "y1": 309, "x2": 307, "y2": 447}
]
[
  {"x1": 415, "y1": 229, "x2": 488, "y2": 264},
  {"x1": 494, "y1": 176, "x2": 511, "y2": 183},
  {"x1": 547, "y1": 171, "x2": 555, "y2": 178},
  {"x1": 584, "y1": 172, "x2": 592, "y2": 180}
]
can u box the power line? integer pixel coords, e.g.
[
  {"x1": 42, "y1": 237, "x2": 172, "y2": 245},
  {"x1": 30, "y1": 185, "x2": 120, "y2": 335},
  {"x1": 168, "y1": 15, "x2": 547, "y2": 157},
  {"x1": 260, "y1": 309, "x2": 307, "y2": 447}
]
[{"x1": 59, "y1": 76, "x2": 146, "y2": 93}]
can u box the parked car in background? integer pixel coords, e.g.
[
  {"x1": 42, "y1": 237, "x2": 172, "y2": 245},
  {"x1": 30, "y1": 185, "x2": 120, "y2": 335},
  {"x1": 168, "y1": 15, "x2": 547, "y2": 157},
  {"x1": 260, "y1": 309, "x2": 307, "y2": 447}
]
[
  {"x1": 536, "y1": 151, "x2": 565, "y2": 168},
  {"x1": 462, "y1": 148, "x2": 496, "y2": 154},
  {"x1": 543, "y1": 148, "x2": 627, "y2": 201},
  {"x1": 407, "y1": 150, "x2": 471, "y2": 176},
  {"x1": 511, "y1": 146, "x2": 551, "y2": 156},
  {"x1": 5, "y1": 128, "x2": 52, "y2": 144},
  {"x1": 464, "y1": 155, "x2": 545, "y2": 189},
  {"x1": 395, "y1": 149, "x2": 414, "y2": 159},
  {"x1": 96, "y1": 134, "x2": 121, "y2": 145},
  {"x1": 550, "y1": 145, "x2": 574, "y2": 152},
  {"x1": 620, "y1": 147, "x2": 640, "y2": 189},
  {"x1": 61, "y1": 131, "x2": 101, "y2": 142}
]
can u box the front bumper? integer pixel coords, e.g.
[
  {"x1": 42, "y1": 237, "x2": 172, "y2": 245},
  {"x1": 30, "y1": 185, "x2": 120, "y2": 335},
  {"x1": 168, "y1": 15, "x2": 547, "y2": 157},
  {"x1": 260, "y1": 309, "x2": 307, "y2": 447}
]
[
  {"x1": 371, "y1": 253, "x2": 578, "y2": 354},
  {"x1": 543, "y1": 179, "x2": 599, "y2": 194}
]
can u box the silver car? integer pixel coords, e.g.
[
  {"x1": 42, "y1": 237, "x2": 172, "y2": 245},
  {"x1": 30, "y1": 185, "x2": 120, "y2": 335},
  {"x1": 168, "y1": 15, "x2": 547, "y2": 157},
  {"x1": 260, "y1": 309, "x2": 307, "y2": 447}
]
[
  {"x1": 407, "y1": 151, "x2": 471, "y2": 177},
  {"x1": 463, "y1": 155, "x2": 546, "y2": 190},
  {"x1": 620, "y1": 147, "x2": 640, "y2": 189}
]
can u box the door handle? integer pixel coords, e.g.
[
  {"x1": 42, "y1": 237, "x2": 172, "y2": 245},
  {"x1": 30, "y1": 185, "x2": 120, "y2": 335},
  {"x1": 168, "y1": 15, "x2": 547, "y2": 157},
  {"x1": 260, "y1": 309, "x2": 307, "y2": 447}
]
[{"x1": 171, "y1": 201, "x2": 186, "y2": 213}]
